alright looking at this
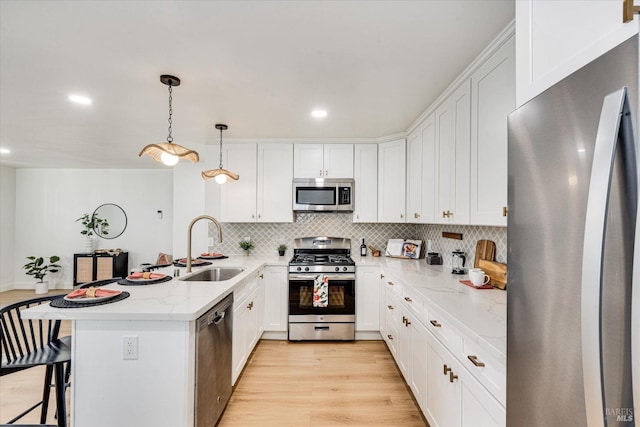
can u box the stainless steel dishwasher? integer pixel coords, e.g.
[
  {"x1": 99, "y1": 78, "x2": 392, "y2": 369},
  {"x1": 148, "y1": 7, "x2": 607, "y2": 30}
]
[{"x1": 195, "y1": 293, "x2": 233, "y2": 427}]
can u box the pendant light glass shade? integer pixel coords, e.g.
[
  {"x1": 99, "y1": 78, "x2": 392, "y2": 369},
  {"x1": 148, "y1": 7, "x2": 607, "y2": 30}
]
[
  {"x1": 201, "y1": 124, "x2": 239, "y2": 184},
  {"x1": 139, "y1": 75, "x2": 199, "y2": 165}
]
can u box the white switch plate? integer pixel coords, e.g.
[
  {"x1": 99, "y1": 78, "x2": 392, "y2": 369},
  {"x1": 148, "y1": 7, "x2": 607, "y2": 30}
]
[{"x1": 123, "y1": 335, "x2": 138, "y2": 360}]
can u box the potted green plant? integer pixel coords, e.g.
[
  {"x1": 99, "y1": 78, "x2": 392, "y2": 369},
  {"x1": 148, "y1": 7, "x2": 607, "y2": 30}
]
[
  {"x1": 76, "y1": 213, "x2": 109, "y2": 252},
  {"x1": 239, "y1": 240, "x2": 254, "y2": 256},
  {"x1": 277, "y1": 244, "x2": 287, "y2": 256},
  {"x1": 23, "y1": 255, "x2": 61, "y2": 294}
]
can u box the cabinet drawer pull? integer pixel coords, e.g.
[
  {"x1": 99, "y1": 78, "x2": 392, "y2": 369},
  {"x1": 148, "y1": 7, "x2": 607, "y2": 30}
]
[
  {"x1": 405, "y1": 319, "x2": 411, "y2": 327},
  {"x1": 380, "y1": 274, "x2": 385, "y2": 279},
  {"x1": 404, "y1": 297, "x2": 412, "y2": 302},
  {"x1": 449, "y1": 371, "x2": 458, "y2": 383},
  {"x1": 430, "y1": 320, "x2": 442, "y2": 328},
  {"x1": 387, "y1": 334, "x2": 394, "y2": 340},
  {"x1": 402, "y1": 316, "x2": 407, "y2": 324},
  {"x1": 467, "y1": 355, "x2": 485, "y2": 367},
  {"x1": 259, "y1": 274, "x2": 264, "y2": 279},
  {"x1": 414, "y1": 212, "x2": 420, "y2": 219},
  {"x1": 443, "y1": 364, "x2": 451, "y2": 375},
  {"x1": 387, "y1": 305, "x2": 394, "y2": 310},
  {"x1": 387, "y1": 281, "x2": 394, "y2": 286}
]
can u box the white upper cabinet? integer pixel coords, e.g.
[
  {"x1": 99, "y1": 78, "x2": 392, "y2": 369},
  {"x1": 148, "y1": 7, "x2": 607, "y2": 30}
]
[
  {"x1": 293, "y1": 143, "x2": 354, "y2": 178},
  {"x1": 435, "y1": 81, "x2": 471, "y2": 225},
  {"x1": 353, "y1": 144, "x2": 378, "y2": 223},
  {"x1": 221, "y1": 143, "x2": 293, "y2": 223},
  {"x1": 406, "y1": 113, "x2": 436, "y2": 224},
  {"x1": 470, "y1": 37, "x2": 515, "y2": 226},
  {"x1": 516, "y1": 1, "x2": 639, "y2": 106},
  {"x1": 378, "y1": 139, "x2": 406, "y2": 223},
  {"x1": 220, "y1": 144, "x2": 258, "y2": 222},
  {"x1": 257, "y1": 143, "x2": 294, "y2": 223}
]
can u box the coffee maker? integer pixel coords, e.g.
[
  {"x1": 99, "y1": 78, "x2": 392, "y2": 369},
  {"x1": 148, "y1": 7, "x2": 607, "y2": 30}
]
[{"x1": 451, "y1": 250, "x2": 466, "y2": 274}]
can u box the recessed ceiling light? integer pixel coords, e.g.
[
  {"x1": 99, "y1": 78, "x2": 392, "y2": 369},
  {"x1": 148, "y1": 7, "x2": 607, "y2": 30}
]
[
  {"x1": 311, "y1": 109, "x2": 327, "y2": 118},
  {"x1": 0, "y1": 147, "x2": 10, "y2": 154},
  {"x1": 69, "y1": 94, "x2": 92, "y2": 105}
]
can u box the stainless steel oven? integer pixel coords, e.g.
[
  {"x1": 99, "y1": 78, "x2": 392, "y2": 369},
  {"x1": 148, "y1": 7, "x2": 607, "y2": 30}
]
[{"x1": 288, "y1": 237, "x2": 356, "y2": 341}]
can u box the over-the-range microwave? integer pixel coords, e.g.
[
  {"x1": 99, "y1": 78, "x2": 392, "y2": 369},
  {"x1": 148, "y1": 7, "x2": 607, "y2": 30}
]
[{"x1": 292, "y1": 178, "x2": 354, "y2": 212}]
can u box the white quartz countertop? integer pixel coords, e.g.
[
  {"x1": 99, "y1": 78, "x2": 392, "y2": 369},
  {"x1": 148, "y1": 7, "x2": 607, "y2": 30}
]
[
  {"x1": 22, "y1": 255, "x2": 288, "y2": 322},
  {"x1": 23, "y1": 253, "x2": 505, "y2": 361},
  {"x1": 356, "y1": 255, "x2": 506, "y2": 363}
]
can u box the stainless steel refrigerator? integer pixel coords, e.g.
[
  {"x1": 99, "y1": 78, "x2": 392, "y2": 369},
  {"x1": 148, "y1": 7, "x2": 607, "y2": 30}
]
[{"x1": 507, "y1": 35, "x2": 639, "y2": 427}]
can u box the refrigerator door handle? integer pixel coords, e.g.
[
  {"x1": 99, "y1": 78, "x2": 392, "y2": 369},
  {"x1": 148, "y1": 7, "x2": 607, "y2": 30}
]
[{"x1": 581, "y1": 87, "x2": 638, "y2": 427}]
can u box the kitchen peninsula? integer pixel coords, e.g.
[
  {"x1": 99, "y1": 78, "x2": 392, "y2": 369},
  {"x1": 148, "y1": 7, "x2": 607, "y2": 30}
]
[{"x1": 23, "y1": 255, "x2": 506, "y2": 427}]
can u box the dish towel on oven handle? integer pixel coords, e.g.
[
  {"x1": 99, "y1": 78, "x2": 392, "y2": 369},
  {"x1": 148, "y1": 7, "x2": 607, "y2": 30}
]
[{"x1": 313, "y1": 274, "x2": 329, "y2": 308}]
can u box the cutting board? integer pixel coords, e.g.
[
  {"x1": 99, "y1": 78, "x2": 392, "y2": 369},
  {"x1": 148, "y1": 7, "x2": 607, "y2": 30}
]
[
  {"x1": 474, "y1": 240, "x2": 496, "y2": 268},
  {"x1": 478, "y1": 259, "x2": 507, "y2": 290}
]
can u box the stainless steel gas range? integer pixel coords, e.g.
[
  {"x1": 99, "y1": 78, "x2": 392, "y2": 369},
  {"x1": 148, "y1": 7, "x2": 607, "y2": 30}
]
[{"x1": 288, "y1": 237, "x2": 355, "y2": 341}]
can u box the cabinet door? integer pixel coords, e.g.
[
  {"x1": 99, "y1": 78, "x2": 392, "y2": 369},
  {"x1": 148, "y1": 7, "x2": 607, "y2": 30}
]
[
  {"x1": 324, "y1": 144, "x2": 354, "y2": 178},
  {"x1": 397, "y1": 306, "x2": 411, "y2": 378},
  {"x1": 262, "y1": 266, "x2": 288, "y2": 332},
  {"x1": 406, "y1": 126, "x2": 423, "y2": 223},
  {"x1": 460, "y1": 370, "x2": 506, "y2": 427},
  {"x1": 378, "y1": 139, "x2": 406, "y2": 223},
  {"x1": 353, "y1": 144, "x2": 378, "y2": 223},
  {"x1": 293, "y1": 144, "x2": 323, "y2": 178},
  {"x1": 426, "y1": 334, "x2": 462, "y2": 427},
  {"x1": 232, "y1": 302, "x2": 248, "y2": 385},
  {"x1": 516, "y1": 0, "x2": 638, "y2": 106},
  {"x1": 410, "y1": 315, "x2": 429, "y2": 413},
  {"x1": 355, "y1": 266, "x2": 380, "y2": 331},
  {"x1": 470, "y1": 37, "x2": 514, "y2": 226},
  {"x1": 257, "y1": 143, "x2": 293, "y2": 222},
  {"x1": 247, "y1": 286, "x2": 262, "y2": 352},
  {"x1": 435, "y1": 81, "x2": 470, "y2": 224},
  {"x1": 421, "y1": 113, "x2": 437, "y2": 224},
  {"x1": 220, "y1": 144, "x2": 257, "y2": 222}
]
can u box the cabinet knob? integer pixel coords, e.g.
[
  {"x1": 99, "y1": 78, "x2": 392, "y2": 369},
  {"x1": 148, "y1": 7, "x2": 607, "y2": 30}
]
[
  {"x1": 356, "y1": 214, "x2": 360, "y2": 220},
  {"x1": 251, "y1": 214, "x2": 255, "y2": 219},
  {"x1": 502, "y1": 206, "x2": 508, "y2": 217},
  {"x1": 258, "y1": 214, "x2": 261, "y2": 219},
  {"x1": 319, "y1": 170, "x2": 323, "y2": 176},
  {"x1": 387, "y1": 334, "x2": 394, "y2": 340},
  {"x1": 325, "y1": 170, "x2": 328, "y2": 176},
  {"x1": 467, "y1": 355, "x2": 485, "y2": 367},
  {"x1": 443, "y1": 364, "x2": 451, "y2": 375},
  {"x1": 400, "y1": 213, "x2": 404, "y2": 218},
  {"x1": 430, "y1": 320, "x2": 442, "y2": 328},
  {"x1": 404, "y1": 297, "x2": 412, "y2": 303},
  {"x1": 449, "y1": 371, "x2": 458, "y2": 383},
  {"x1": 414, "y1": 212, "x2": 420, "y2": 219}
]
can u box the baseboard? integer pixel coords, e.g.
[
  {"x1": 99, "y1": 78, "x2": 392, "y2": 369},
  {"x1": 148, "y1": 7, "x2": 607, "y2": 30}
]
[{"x1": 356, "y1": 331, "x2": 382, "y2": 340}]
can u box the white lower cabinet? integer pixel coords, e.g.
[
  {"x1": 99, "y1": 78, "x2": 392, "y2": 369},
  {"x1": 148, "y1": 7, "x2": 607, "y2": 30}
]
[
  {"x1": 232, "y1": 272, "x2": 263, "y2": 385},
  {"x1": 426, "y1": 330, "x2": 505, "y2": 427},
  {"x1": 379, "y1": 269, "x2": 505, "y2": 426},
  {"x1": 355, "y1": 265, "x2": 380, "y2": 331},
  {"x1": 262, "y1": 266, "x2": 288, "y2": 332}
]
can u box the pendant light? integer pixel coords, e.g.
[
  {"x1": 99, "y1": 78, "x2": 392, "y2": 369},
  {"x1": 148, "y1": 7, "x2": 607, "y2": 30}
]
[
  {"x1": 139, "y1": 75, "x2": 199, "y2": 166},
  {"x1": 201, "y1": 123, "x2": 239, "y2": 184}
]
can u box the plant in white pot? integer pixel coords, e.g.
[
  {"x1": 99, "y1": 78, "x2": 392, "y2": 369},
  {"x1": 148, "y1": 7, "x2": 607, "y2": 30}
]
[
  {"x1": 76, "y1": 213, "x2": 109, "y2": 252},
  {"x1": 23, "y1": 255, "x2": 61, "y2": 294},
  {"x1": 239, "y1": 239, "x2": 254, "y2": 256}
]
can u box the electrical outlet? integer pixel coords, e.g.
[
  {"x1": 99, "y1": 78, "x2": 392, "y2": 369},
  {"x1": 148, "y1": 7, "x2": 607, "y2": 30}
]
[{"x1": 123, "y1": 335, "x2": 138, "y2": 360}]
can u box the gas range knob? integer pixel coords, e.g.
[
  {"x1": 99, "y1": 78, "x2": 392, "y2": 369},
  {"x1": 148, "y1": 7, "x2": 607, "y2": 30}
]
[
  {"x1": 296, "y1": 266, "x2": 302, "y2": 272},
  {"x1": 343, "y1": 266, "x2": 348, "y2": 272},
  {"x1": 335, "y1": 267, "x2": 340, "y2": 272},
  {"x1": 304, "y1": 267, "x2": 310, "y2": 272}
]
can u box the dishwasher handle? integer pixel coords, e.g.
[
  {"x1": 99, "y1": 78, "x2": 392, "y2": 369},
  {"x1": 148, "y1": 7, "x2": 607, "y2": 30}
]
[{"x1": 208, "y1": 311, "x2": 226, "y2": 326}]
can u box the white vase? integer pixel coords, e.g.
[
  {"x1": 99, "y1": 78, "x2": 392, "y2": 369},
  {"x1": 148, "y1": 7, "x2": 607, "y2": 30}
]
[
  {"x1": 35, "y1": 281, "x2": 48, "y2": 294},
  {"x1": 85, "y1": 236, "x2": 94, "y2": 253}
]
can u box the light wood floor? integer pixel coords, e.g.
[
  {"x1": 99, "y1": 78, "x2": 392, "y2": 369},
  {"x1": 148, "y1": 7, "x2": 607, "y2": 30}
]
[
  {"x1": 2, "y1": 290, "x2": 427, "y2": 426},
  {"x1": 219, "y1": 340, "x2": 427, "y2": 427}
]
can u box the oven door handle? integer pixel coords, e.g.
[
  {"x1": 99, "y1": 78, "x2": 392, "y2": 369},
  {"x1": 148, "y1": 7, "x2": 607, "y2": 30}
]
[{"x1": 289, "y1": 273, "x2": 356, "y2": 281}]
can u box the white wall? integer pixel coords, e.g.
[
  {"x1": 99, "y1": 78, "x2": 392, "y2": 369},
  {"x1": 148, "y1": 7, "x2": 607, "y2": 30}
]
[
  {"x1": 14, "y1": 169, "x2": 173, "y2": 289},
  {"x1": 1, "y1": 166, "x2": 16, "y2": 291}
]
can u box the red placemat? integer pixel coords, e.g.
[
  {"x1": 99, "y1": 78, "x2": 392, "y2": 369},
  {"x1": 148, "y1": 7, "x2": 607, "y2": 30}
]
[{"x1": 460, "y1": 280, "x2": 492, "y2": 289}]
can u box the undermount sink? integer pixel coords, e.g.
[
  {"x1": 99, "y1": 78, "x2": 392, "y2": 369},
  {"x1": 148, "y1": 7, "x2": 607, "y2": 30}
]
[{"x1": 180, "y1": 267, "x2": 245, "y2": 282}]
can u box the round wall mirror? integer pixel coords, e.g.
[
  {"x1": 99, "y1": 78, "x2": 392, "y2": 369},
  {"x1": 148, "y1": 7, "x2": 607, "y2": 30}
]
[{"x1": 93, "y1": 203, "x2": 127, "y2": 239}]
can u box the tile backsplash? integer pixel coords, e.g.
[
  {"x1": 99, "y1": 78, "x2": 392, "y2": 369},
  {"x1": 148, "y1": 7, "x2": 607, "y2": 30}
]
[{"x1": 209, "y1": 213, "x2": 507, "y2": 266}]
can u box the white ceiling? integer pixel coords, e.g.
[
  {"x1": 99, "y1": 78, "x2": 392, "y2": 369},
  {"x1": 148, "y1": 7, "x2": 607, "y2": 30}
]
[{"x1": 0, "y1": 0, "x2": 514, "y2": 169}]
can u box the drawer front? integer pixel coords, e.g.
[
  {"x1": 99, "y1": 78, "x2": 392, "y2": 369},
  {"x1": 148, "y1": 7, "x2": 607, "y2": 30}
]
[
  {"x1": 427, "y1": 306, "x2": 463, "y2": 356},
  {"x1": 383, "y1": 275, "x2": 403, "y2": 296},
  {"x1": 385, "y1": 289, "x2": 401, "y2": 324},
  {"x1": 462, "y1": 339, "x2": 506, "y2": 406},
  {"x1": 402, "y1": 286, "x2": 425, "y2": 323}
]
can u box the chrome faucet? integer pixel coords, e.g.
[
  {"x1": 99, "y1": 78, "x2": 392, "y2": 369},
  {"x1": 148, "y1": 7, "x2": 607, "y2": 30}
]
[{"x1": 187, "y1": 215, "x2": 223, "y2": 273}]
